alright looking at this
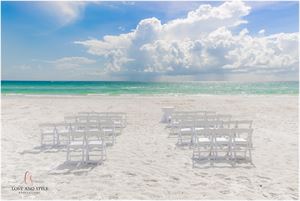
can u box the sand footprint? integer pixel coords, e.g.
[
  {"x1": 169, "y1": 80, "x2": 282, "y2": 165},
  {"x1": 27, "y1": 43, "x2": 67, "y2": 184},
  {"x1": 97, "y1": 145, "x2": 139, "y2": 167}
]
[
  {"x1": 220, "y1": 190, "x2": 230, "y2": 195},
  {"x1": 215, "y1": 173, "x2": 226, "y2": 179},
  {"x1": 123, "y1": 171, "x2": 137, "y2": 177},
  {"x1": 99, "y1": 174, "x2": 113, "y2": 178},
  {"x1": 256, "y1": 175, "x2": 272, "y2": 181},
  {"x1": 170, "y1": 176, "x2": 180, "y2": 181},
  {"x1": 193, "y1": 182, "x2": 208, "y2": 186},
  {"x1": 144, "y1": 179, "x2": 158, "y2": 182}
]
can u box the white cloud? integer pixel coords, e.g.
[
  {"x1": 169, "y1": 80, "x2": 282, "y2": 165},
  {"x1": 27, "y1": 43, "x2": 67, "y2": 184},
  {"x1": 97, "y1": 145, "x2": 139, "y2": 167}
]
[
  {"x1": 50, "y1": 57, "x2": 96, "y2": 70},
  {"x1": 38, "y1": 2, "x2": 89, "y2": 26},
  {"x1": 258, "y1": 29, "x2": 265, "y2": 36},
  {"x1": 75, "y1": 1, "x2": 298, "y2": 80}
]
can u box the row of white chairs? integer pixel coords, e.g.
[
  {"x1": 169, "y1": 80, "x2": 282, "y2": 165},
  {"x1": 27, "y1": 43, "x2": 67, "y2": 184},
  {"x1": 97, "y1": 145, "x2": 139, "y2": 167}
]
[
  {"x1": 176, "y1": 120, "x2": 253, "y2": 141},
  {"x1": 167, "y1": 111, "x2": 216, "y2": 125},
  {"x1": 39, "y1": 112, "x2": 127, "y2": 164},
  {"x1": 65, "y1": 112, "x2": 127, "y2": 128},
  {"x1": 169, "y1": 113, "x2": 233, "y2": 134},
  {"x1": 65, "y1": 122, "x2": 114, "y2": 164},
  {"x1": 166, "y1": 110, "x2": 253, "y2": 166},
  {"x1": 192, "y1": 127, "x2": 253, "y2": 167}
]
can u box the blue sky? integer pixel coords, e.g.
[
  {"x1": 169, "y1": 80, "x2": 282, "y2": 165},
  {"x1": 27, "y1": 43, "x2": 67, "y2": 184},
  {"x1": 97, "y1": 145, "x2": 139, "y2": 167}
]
[{"x1": 2, "y1": 1, "x2": 299, "y2": 81}]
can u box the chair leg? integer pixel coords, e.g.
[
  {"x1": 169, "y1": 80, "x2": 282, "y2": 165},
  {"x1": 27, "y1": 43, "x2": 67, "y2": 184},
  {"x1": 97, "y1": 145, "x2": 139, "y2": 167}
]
[
  {"x1": 249, "y1": 149, "x2": 252, "y2": 163},
  {"x1": 52, "y1": 134, "x2": 55, "y2": 146},
  {"x1": 86, "y1": 147, "x2": 89, "y2": 162},
  {"x1": 41, "y1": 134, "x2": 44, "y2": 147},
  {"x1": 66, "y1": 146, "x2": 70, "y2": 161},
  {"x1": 82, "y1": 148, "x2": 86, "y2": 163},
  {"x1": 210, "y1": 151, "x2": 214, "y2": 166},
  {"x1": 233, "y1": 149, "x2": 237, "y2": 166},
  {"x1": 57, "y1": 133, "x2": 60, "y2": 146},
  {"x1": 101, "y1": 146, "x2": 104, "y2": 162},
  {"x1": 104, "y1": 145, "x2": 107, "y2": 160}
]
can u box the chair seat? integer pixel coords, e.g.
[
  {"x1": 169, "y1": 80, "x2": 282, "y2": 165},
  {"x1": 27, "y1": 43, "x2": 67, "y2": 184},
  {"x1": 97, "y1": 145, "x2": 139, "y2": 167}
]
[
  {"x1": 234, "y1": 138, "x2": 247, "y2": 143},
  {"x1": 69, "y1": 141, "x2": 85, "y2": 147},
  {"x1": 42, "y1": 130, "x2": 55, "y2": 135},
  {"x1": 88, "y1": 128, "x2": 100, "y2": 132},
  {"x1": 215, "y1": 137, "x2": 230, "y2": 142},
  {"x1": 57, "y1": 129, "x2": 69, "y2": 133},
  {"x1": 103, "y1": 128, "x2": 114, "y2": 132},
  {"x1": 197, "y1": 137, "x2": 211, "y2": 143},
  {"x1": 74, "y1": 129, "x2": 85, "y2": 133},
  {"x1": 87, "y1": 140, "x2": 104, "y2": 146},
  {"x1": 180, "y1": 128, "x2": 192, "y2": 132}
]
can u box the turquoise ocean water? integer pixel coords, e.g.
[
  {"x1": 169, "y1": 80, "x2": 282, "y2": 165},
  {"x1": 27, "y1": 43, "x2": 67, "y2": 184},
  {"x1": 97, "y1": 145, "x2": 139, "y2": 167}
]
[{"x1": 1, "y1": 81, "x2": 298, "y2": 95}]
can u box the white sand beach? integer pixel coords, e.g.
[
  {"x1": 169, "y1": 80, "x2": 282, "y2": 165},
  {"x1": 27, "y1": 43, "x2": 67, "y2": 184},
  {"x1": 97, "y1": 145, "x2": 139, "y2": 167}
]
[{"x1": 1, "y1": 95, "x2": 298, "y2": 199}]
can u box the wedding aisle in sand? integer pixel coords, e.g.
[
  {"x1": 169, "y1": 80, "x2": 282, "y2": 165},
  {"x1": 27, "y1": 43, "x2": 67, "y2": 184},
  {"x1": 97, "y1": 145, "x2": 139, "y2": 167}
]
[{"x1": 1, "y1": 95, "x2": 298, "y2": 199}]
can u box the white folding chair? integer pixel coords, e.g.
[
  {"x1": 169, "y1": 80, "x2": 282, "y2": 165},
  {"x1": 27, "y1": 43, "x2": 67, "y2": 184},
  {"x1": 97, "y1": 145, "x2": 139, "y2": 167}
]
[
  {"x1": 100, "y1": 120, "x2": 116, "y2": 145},
  {"x1": 85, "y1": 129, "x2": 106, "y2": 164},
  {"x1": 211, "y1": 128, "x2": 234, "y2": 166},
  {"x1": 55, "y1": 122, "x2": 71, "y2": 146},
  {"x1": 192, "y1": 128, "x2": 214, "y2": 166},
  {"x1": 177, "y1": 120, "x2": 195, "y2": 145},
  {"x1": 39, "y1": 123, "x2": 57, "y2": 146},
  {"x1": 169, "y1": 114, "x2": 181, "y2": 134},
  {"x1": 66, "y1": 124, "x2": 86, "y2": 163},
  {"x1": 231, "y1": 128, "x2": 253, "y2": 165}
]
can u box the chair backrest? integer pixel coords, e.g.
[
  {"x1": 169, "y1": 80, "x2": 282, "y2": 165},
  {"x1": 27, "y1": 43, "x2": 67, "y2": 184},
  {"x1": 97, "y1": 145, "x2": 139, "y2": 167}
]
[
  {"x1": 212, "y1": 128, "x2": 233, "y2": 139},
  {"x1": 87, "y1": 115, "x2": 100, "y2": 123},
  {"x1": 39, "y1": 123, "x2": 56, "y2": 133},
  {"x1": 221, "y1": 120, "x2": 252, "y2": 129},
  {"x1": 232, "y1": 128, "x2": 253, "y2": 147},
  {"x1": 64, "y1": 116, "x2": 77, "y2": 123},
  {"x1": 68, "y1": 129, "x2": 86, "y2": 142},
  {"x1": 205, "y1": 114, "x2": 218, "y2": 121},
  {"x1": 100, "y1": 119, "x2": 115, "y2": 128},
  {"x1": 85, "y1": 129, "x2": 102, "y2": 139},
  {"x1": 193, "y1": 128, "x2": 213, "y2": 144},
  {"x1": 194, "y1": 120, "x2": 221, "y2": 129},
  {"x1": 179, "y1": 120, "x2": 195, "y2": 128},
  {"x1": 235, "y1": 120, "x2": 253, "y2": 129},
  {"x1": 216, "y1": 114, "x2": 232, "y2": 121},
  {"x1": 71, "y1": 122, "x2": 88, "y2": 132},
  {"x1": 76, "y1": 116, "x2": 89, "y2": 123},
  {"x1": 78, "y1": 112, "x2": 90, "y2": 116},
  {"x1": 85, "y1": 122, "x2": 100, "y2": 130},
  {"x1": 232, "y1": 128, "x2": 253, "y2": 138},
  {"x1": 55, "y1": 122, "x2": 71, "y2": 133},
  {"x1": 204, "y1": 111, "x2": 217, "y2": 115}
]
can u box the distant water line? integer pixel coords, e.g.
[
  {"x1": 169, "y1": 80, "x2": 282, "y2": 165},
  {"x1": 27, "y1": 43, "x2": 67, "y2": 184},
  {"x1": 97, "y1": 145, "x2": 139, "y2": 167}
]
[{"x1": 1, "y1": 81, "x2": 299, "y2": 95}]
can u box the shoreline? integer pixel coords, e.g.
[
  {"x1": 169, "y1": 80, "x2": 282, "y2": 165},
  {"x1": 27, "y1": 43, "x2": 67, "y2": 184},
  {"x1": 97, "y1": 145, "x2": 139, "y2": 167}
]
[{"x1": 1, "y1": 93, "x2": 298, "y2": 98}]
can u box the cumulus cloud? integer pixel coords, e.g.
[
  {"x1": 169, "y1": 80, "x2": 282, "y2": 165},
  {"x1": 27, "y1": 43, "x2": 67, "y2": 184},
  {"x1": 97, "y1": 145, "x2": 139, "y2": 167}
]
[
  {"x1": 75, "y1": 1, "x2": 298, "y2": 80},
  {"x1": 50, "y1": 57, "x2": 96, "y2": 70}
]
